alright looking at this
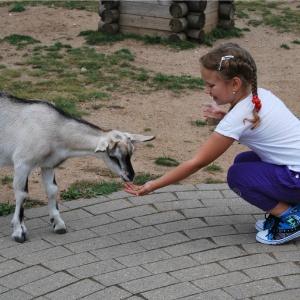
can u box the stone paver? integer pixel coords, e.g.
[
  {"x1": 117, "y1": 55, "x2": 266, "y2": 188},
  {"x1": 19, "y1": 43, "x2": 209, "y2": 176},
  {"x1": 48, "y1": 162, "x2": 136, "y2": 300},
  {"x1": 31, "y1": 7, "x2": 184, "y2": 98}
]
[{"x1": 0, "y1": 184, "x2": 299, "y2": 299}]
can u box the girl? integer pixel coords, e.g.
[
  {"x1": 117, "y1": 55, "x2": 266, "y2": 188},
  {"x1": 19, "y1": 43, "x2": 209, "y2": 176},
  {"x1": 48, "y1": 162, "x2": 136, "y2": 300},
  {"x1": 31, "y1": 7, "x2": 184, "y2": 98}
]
[{"x1": 124, "y1": 43, "x2": 300, "y2": 245}]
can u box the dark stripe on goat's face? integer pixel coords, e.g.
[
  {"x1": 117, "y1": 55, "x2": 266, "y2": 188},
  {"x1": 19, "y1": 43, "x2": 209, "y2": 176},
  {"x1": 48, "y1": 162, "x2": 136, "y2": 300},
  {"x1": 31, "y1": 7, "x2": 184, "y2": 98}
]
[{"x1": 125, "y1": 154, "x2": 135, "y2": 181}]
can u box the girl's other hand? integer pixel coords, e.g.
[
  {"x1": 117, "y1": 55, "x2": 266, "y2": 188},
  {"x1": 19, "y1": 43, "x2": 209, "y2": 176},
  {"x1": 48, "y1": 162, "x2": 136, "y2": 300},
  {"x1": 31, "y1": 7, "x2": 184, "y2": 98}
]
[
  {"x1": 124, "y1": 181, "x2": 154, "y2": 196},
  {"x1": 203, "y1": 102, "x2": 227, "y2": 120}
]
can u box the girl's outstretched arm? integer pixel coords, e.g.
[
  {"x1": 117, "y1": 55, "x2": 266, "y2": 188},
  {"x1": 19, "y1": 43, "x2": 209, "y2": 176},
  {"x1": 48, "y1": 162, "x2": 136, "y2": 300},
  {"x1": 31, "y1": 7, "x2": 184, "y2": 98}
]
[{"x1": 124, "y1": 132, "x2": 235, "y2": 196}]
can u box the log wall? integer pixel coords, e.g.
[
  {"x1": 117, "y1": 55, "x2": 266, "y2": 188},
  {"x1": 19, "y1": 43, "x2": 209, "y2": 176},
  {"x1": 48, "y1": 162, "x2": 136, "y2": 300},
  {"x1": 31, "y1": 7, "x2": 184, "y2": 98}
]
[{"x1": 98, "y1": 0, "x2": 235, "y2": 43}]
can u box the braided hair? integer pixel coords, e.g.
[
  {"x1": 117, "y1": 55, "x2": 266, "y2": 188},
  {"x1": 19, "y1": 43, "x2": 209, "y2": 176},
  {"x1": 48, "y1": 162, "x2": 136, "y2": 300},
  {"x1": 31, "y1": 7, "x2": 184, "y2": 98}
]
[{"x1": 200, "y1": 43, "x2": 261, "y2": 129}]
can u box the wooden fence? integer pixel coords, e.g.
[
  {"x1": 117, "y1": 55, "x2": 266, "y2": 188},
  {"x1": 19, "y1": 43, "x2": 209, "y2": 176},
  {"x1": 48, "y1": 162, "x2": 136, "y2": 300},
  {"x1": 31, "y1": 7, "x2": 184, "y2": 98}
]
[{"x1": 98, "y1": 0, "x2": 235, "y2": 43}]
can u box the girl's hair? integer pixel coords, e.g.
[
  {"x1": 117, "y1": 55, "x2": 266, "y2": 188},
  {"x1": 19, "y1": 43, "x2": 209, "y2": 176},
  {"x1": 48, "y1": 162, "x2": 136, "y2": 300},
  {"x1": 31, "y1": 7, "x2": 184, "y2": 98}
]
[{"x1": 200, "y1": 43, "x2": 261, "y2": 129}]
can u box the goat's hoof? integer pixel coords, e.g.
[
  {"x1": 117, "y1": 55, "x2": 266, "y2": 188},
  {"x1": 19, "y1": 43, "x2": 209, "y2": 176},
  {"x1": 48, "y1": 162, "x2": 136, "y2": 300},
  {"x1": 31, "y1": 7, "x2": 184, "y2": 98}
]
[
  {"x1": 55, "y1": 228, "x2": 67, "y2": 234},
  {"x1": 12, "y1": 231, "x2": 27, "y2": 243}
]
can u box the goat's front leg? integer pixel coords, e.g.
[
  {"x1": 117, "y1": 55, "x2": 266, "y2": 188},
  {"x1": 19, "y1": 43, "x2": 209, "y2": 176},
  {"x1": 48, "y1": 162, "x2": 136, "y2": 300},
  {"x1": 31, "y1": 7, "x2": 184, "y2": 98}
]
[
  {"x1": 11, "y1": 165, "x2": 30, "y2": 243},
  {"x1": 41, "y1": 168, "x2": 66, "y2": 234}
]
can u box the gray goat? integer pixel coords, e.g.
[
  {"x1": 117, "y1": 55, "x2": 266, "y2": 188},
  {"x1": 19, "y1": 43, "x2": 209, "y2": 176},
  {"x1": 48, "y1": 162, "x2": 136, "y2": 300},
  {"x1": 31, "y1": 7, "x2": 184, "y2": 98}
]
[{"x1": 0, "y1": 91, "x2": 155, "y2": 243}]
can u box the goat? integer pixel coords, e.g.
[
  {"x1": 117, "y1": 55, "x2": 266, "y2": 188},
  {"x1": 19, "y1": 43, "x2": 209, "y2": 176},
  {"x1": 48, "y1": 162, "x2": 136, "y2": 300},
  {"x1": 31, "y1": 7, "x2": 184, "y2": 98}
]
[{"x1": 0, "y1": 91, "x2": 155, "y2": 243}]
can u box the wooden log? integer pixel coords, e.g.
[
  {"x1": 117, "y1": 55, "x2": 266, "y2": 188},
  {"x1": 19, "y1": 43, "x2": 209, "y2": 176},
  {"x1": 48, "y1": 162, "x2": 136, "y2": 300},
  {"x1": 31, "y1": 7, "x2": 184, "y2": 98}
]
[
  {"x1": 168, "y1": 32, "x2": 187, "y2": 42},
  {"x1": 119, "y1": 25, "x2": 171, "y2": 39},
  {"x1": 169, "y1": 17, "x2": 188, "y2": 33},
  {"x1": 186, "y1": 1, "x2": 207, "y2": 12},
  {"x1": 98, "y1": 19, "x2": 105, "y2": 31},
  {"x1": 101, "y1": 0, "x2": 120, "y2": 9},
  {"x1": 101, "y1": 8, "x2": 120, "y2": 24},
  {"x1": 219, "y1": 3, "x2": 235, "y2": 20},
  {"x1": 118, "y1": 1, "x2": 171, "y2": 18},
  {"x1": 169, "y1": 2, "x2": 188, "y2": 18},
  {"x1": 186, "y1": 29, "x2": 205, "y2": 43},
  {"x1": 119, "y1": 13, "x2": 171, "y2": 31},
  {"x1": 218, "y1": 19, "x2": 235, "y2": 29},
  {"x1": 101, "y1": 23, "x2": 119, "y2": 34},
  {"x1": 98, "y1": 4, "x2": 105, "y2": 17},
  {"x1": 187, "y1": 12, "x2": 205, "y2": 29}
]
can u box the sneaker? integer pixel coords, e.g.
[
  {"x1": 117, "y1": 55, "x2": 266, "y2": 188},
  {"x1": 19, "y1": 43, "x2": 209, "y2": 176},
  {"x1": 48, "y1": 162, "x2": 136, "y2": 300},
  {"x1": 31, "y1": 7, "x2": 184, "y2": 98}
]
[
  {"x1": 255, "y1": 213, "x2": 278, "y2": 231},
  {"x1": 256, "y1": 205, "x2": 300, "y2": 245}
]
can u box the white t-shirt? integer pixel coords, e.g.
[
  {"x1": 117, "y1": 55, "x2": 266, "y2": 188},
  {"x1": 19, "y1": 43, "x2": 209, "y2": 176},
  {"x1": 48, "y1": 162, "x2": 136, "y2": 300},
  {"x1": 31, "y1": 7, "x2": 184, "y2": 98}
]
[{"x1": 215, "y1": 88, "x2": 300, "y2": 171}]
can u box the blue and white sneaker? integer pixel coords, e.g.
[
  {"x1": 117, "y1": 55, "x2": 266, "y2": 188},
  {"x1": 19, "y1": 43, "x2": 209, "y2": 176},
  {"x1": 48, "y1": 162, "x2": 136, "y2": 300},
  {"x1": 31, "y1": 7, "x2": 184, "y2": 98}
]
[
  {"x1": 256, "y1": 205, "x2": 300, "y2": 245},
  {"x1": 255, "y1": 213, "x2": 278, "y2": 231}
]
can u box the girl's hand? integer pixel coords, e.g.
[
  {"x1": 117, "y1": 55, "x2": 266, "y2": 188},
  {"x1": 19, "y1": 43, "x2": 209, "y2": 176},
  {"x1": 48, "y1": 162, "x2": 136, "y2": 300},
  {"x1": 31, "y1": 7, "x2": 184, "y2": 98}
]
[
  {"x1": 203, "y1": 103, "x2": 227, "y2": 120},
  {"x1": 124, "y1": 181, "x2": 154, "y2": 196}
]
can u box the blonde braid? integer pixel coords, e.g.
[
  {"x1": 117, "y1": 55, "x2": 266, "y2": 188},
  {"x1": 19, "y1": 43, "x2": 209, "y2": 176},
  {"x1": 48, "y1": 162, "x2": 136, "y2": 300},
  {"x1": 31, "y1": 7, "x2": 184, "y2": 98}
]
[{"x1": 243, "y1": 62, "x2": 262, "y2": 129}]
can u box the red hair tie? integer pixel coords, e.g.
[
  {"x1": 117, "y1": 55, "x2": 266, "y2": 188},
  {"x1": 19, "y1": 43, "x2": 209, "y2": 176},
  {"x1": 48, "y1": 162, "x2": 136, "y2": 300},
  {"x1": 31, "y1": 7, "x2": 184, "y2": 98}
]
[{"x1": 252, "y1": 94, "x2": 262, "y2": 112}]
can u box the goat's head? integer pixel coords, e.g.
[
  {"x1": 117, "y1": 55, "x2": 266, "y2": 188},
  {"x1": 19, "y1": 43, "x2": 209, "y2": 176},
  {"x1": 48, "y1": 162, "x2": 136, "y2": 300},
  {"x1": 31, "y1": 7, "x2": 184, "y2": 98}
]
[{"x1": 95, "y1": 130, "x2": 155, "y2": 182}]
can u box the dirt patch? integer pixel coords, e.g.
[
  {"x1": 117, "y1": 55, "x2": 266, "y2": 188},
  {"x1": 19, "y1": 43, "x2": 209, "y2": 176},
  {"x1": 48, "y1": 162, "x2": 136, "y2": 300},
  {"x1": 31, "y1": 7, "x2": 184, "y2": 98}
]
[{"x1": 0, "y1": 4, "x2": 299, "y2": 205}]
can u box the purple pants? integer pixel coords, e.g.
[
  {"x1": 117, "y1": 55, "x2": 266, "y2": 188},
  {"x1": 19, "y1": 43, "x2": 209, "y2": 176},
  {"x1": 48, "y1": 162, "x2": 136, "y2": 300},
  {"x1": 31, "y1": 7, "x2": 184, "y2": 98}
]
[{"x1": 227, "y1": 151, "x2": 300, "y2": 211}]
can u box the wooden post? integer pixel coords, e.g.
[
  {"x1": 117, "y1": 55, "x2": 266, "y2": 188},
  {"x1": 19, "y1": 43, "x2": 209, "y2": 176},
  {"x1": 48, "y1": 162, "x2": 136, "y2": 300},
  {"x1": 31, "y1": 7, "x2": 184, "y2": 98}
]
[
  {"x1": 169, "y1": 17, "x2": 188, "y2": 33},
  {"x1": 187, "y1": 12, "x2": 205, "y2": 29},
  {"x1": 169, "y1": 2, "x2": 189, "y2": 18},
  {"x1": 186, "y1": 0, "x2": 207, "y2": 12}
]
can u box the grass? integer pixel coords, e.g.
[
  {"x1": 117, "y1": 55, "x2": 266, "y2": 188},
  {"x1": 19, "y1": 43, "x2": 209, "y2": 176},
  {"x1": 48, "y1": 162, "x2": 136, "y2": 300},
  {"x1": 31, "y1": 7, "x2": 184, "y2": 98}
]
[
  {"x1": 205, "y1": 164, "x2": 223, "y2": 172},
  {"x1": 60, "y1": 180, "x2": 122, "y2": 200},
  {"x1": 0, "y1": 35, "x2": 205, "y2": 116},
  {"x1": 0, "y1": 199, "x2": 46, "y2": 216},
  {"x1": 155, "y1": 157, "x2": 180, "y2": 167},
  {"x1": 236, "y1": 1, "x2": 300, "y2": 33},
  {"x1": 191, "y1": 120, "x2": 207, "y2": 127}
]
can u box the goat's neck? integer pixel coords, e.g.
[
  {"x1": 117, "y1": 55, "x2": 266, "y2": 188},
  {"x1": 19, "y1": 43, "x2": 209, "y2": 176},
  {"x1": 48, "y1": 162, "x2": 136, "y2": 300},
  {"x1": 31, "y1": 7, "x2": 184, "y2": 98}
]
[{"x1": 59, "y1": 121, "x2": 105, "y2": 154}]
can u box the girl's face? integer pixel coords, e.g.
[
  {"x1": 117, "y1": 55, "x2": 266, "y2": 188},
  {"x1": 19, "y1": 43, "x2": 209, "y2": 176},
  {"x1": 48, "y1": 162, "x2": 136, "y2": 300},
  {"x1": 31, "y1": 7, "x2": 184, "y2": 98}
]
[{"x1": 201, "y1": 67, "x2": 235, "y2": 106}]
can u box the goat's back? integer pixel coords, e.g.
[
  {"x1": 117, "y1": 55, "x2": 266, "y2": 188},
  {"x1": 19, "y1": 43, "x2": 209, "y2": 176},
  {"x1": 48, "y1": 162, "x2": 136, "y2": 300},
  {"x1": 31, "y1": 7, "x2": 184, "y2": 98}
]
[{"x1": 0, "y1": 91, "x2": 101, "y2": 167}]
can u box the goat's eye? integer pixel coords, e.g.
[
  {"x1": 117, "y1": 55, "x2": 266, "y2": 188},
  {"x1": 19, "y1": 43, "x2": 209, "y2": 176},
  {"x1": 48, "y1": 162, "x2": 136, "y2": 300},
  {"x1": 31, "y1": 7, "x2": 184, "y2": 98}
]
[{"x1": 109, "y1": 155, "x2": 121, "y2": 167}]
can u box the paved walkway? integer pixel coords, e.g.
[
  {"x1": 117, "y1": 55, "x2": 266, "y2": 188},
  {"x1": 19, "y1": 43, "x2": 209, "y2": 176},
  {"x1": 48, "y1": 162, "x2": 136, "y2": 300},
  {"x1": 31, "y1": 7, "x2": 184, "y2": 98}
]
[{"x1": 0, "y1": 184, "x2": 299, "y2": 300}]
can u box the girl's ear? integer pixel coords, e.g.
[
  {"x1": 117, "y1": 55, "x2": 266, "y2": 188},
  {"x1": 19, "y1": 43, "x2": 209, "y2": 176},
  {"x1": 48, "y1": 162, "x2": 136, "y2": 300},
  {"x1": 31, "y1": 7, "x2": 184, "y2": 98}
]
[{"x1": 232, "y1": 77, "x2": 243, "y2": 91}]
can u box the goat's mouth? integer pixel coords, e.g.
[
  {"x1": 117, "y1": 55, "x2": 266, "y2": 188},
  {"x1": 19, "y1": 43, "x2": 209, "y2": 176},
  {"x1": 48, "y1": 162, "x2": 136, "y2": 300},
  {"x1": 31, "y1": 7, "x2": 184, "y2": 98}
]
[{"x1": 121, "y1": 174, "x2": 134, "y2": 182}]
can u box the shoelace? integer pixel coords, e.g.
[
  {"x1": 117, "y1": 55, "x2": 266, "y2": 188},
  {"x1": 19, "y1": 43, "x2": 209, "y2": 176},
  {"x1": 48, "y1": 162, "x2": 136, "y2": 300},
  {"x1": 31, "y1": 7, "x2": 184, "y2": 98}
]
[{"x1": 263, "y1": 213, "x2": 277, "y2": 230}]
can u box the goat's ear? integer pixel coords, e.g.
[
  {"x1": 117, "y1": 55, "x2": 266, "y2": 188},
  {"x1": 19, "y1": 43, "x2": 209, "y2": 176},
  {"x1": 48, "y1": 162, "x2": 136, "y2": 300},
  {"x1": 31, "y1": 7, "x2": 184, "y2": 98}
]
[
  {"x1": 95, "y1": 138, "x2": 109, "y2": 152},
  {"x1": 125, "y1": 133, "x2": 155, "y2": 144}
]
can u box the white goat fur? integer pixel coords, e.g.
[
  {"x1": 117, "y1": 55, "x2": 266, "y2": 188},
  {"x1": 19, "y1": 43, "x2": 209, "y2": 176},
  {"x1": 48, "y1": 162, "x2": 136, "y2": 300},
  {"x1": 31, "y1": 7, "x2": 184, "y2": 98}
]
[{"x1": 0, "y1": 91, "x2": 154, "y2": 243}]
